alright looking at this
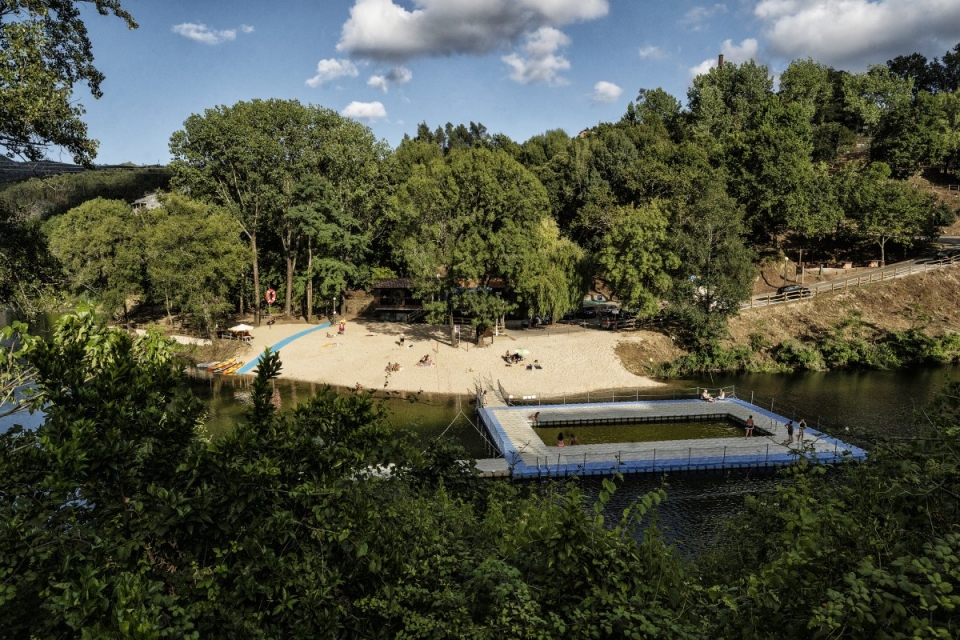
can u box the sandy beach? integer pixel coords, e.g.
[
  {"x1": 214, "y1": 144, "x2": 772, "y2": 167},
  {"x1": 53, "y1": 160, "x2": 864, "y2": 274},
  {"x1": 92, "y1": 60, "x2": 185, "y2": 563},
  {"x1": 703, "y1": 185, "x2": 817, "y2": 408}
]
[{"x1": 237, "y1": 319, "x2": 663, "y2": 397}]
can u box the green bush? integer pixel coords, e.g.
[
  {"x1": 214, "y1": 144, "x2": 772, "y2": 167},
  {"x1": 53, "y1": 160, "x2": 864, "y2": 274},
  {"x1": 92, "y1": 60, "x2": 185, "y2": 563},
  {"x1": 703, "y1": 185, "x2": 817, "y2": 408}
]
[{"x1": 771, "y1": 340, "x2": 825, "y2": 371}]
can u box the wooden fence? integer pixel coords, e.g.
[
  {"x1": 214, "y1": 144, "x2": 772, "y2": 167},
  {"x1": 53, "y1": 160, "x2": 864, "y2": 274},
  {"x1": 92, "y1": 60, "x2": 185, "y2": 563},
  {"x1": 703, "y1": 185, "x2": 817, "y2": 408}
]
[{"x1": 744, "y1": 256, "x2": 960, "y2": 309}]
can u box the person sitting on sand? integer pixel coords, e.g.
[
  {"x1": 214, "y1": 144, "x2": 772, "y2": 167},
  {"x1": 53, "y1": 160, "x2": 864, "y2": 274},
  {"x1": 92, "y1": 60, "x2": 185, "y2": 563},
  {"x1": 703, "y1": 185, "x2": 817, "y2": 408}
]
[{"x1": 417, "y1": 354, "x2": 434, "y2": 367}]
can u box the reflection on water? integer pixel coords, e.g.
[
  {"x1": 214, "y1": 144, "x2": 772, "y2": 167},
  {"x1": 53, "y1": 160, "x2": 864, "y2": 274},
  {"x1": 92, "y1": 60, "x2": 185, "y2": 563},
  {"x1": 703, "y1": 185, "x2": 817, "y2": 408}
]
[
  {"x1": 532, "y1": 421, "x2": 742, "y2": 445},
  {"x1": 186, "y1": 373, "x2": 494, "y2": 458},
  {"x1": 688, "y1": 366, "x2": 960, "y2": 440}
]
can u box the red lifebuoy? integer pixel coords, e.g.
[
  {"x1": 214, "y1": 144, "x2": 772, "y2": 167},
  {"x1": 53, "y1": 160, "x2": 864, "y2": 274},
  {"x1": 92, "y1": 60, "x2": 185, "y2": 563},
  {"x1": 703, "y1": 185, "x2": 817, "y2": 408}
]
[{"x1": 265, "y1": 288, "x2": 277, "y2": 304}]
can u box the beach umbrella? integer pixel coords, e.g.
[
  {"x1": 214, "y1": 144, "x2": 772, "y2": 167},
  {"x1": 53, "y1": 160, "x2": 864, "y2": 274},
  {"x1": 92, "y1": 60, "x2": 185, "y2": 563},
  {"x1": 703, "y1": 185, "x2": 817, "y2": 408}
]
[
  {"x1": 229, "y1": 324, "x2": 254, "y2": 332},
  {"x1": 515, "y1": 348, "x2": 530, "y2": 356}
]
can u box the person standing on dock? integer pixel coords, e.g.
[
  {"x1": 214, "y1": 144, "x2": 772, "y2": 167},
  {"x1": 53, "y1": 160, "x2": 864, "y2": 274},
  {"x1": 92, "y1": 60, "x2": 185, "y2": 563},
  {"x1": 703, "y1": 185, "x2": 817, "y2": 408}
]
[
  {"x1": 745, "y1": 416, "x2": 755, "y2": 437},
  {"x1": 786, "y1": 420, "x2": 795, "y2": 444},
  {"x1": 798, "y1": 419, "x2": 806, "y2": 442}
]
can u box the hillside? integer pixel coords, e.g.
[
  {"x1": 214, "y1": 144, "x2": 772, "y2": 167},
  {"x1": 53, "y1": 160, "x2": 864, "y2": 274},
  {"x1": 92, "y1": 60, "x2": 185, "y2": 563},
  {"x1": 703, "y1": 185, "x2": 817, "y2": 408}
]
[{"x1": 615, "y1": 265, "x2": 960, "y2": 375}]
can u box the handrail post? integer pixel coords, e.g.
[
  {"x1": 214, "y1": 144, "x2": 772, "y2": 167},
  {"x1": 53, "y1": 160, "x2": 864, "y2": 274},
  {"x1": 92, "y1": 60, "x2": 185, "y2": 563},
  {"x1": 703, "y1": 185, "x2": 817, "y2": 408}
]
[
  {"x1": 765, "y1": 444, "x2": 769, "y2": 466},
  {"x1": 722, "y1": 446, "x2": 727, "y2": 469}
]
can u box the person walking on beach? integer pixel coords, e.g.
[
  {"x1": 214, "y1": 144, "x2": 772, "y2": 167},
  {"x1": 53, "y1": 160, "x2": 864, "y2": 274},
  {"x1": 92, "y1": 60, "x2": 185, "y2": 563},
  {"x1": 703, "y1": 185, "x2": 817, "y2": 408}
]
[
  {"x1": 786, "y1": 420, "x2": 795, "y2": 444},
  {"x1": 745, "y1": 415, "x2": 755, "y2": 437}
]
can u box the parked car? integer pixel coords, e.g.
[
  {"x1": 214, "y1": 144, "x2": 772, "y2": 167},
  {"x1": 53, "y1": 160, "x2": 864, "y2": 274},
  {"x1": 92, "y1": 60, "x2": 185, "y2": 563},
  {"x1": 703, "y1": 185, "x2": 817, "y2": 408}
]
[
  {"x1": 578, "y1": 307, "x2": 598, "y2": 319},
  {"x1": 775, "y1": 285, "x2": 812, "y2": 300},
  {"x1": 933, "y1": 248, "x2": 960, "y2": 263}
]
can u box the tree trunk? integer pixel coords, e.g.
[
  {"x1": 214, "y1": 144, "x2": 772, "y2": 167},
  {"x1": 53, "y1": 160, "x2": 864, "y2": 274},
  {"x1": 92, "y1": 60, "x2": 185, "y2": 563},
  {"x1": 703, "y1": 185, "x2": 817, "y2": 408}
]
[
  {"x1": 284, "y1": 226, "x2": 294, "y2": 319},
  {"x1": 285, "y1": 254, "x2": 295, "y2": 319},
  {"x1": 251, "y1": 233, "x2": 261, "y2": 326},
  {"x1": 306, "y1": 240, "x2": 313, "y2": 323}
]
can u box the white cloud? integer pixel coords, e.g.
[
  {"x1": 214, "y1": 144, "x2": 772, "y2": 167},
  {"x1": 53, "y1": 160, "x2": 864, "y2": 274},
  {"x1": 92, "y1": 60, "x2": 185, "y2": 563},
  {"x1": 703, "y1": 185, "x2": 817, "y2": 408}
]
[
  {"x1": 688, "y1": 38, "x2": 759, "y2": 77},
  {"x1": 337, "y1": 0, "x2": 608, "y2": 61},
  {"x1": 368, "y1": 66, "x2": 413, "y2": 92},
  {"x1": 502, "y1": 27, "x2": 571, "y2": 85},
  {"x1": 306, "y1": 58, "x2": 360, "y2": 87},
  {"x1": 591, "y1": 81, "x2": 623, "y2": 103},
  {"x1": 754, "y1": 0, "x2": 960, "y2": 68},
  {"x1": 240, "y1": 25, "x2": 255, "y2": 34},
  {"x1": 172, "y1": 23, "x2": 239, "y2": 45},
  {"x1": 680, "y1": 4, "x2": 728, "y2": 32},
  {"x1": 341, "y1": 101, "x2": 387, "y2": 120},
  {"x1": 638, "y1": 45, "x2": 664, "y2": 60}
]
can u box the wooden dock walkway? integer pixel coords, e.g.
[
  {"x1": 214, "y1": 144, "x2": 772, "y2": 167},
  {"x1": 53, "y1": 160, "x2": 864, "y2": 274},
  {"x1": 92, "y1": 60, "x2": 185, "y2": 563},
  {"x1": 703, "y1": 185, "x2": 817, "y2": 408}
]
[{"x1": 475, "y1": 398, "x2": 866, "y2": 478}]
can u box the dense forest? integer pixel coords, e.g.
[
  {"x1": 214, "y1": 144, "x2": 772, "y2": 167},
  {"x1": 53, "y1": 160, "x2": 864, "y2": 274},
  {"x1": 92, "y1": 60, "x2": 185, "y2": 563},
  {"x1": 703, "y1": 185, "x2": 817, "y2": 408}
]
[{"x1": 5, "y1": 47, "x2": 960, "y2": 354}]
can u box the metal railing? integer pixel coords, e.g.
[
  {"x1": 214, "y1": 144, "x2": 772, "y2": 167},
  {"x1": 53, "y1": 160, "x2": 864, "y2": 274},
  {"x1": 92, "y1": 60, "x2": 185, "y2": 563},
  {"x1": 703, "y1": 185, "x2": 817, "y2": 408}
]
[
  {"x1": 745, "y1": 257, "x2": 960, "y2": 309},
  {"x1": 529, "y1": 440, "x2": 849, "y2": 476},
  {"x1": 503, "y1": 385, "x2": 737, "y2": 407}
]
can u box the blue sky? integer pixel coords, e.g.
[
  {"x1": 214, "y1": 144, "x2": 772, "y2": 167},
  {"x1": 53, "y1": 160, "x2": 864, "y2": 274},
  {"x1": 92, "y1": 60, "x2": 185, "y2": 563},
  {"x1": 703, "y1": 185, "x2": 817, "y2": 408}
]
[{"x1": 72, "y1": 0, "x2": 960, "y2": 165}]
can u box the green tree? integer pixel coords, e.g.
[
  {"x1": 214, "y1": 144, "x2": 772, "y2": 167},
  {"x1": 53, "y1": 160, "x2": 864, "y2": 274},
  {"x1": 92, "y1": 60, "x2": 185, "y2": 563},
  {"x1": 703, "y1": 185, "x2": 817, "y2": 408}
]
[
  {"x1": 838, "y1": 162, "x2": 951, "y2": 264},
  {"x1": 0, "y1": 315, "x2": 203, "y2": 637},
  {"x1": 141, "y1": 193, "x2": 246, "y2": 331},
  {"x1": 841, "y1": 65, "x2": 914, "y2": 135},
  {"x1": 512, "y1": 217, "x2": 585, "y2": 320},
  {"x1": 390, "y1": 146, "x2": 558, "y2": 333},
  {"x1": 0, "y1": 1, "x2": 136, "y2": 164},
  {"x1": 170, "y1": 99, "x2": 384, "y2": 322},
  {"x1": 726, "y1": 95, "x2": 815, "y2": 242},
  {"x1": 667, "y1": 179, "x2": 755, "y2": 344},
  {"x1": 595, "y1": 200, "x2": 677, "y2": 317},
  {"x1": 871, "y1": 90, "x2": 960, "y2": 177},
  {"x1": 45, "y1": 197, "x2": 143, "y2": 321},
  {"x1": 687, "y1": 59, "x2": 775, "y2": 148}
]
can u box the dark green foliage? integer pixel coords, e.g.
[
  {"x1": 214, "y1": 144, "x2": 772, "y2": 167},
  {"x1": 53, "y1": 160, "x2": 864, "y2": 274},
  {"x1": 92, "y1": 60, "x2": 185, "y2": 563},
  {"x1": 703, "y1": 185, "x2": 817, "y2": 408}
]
[
  {"x1": 0, "y1": 1, "x2": 137, "y2": 164},
  {"x1": 771, "y1": 340, "x2": 824, "y2": 370},
  {"x1": 0, "y1": 317, "x2": 703, "y2": 637},
  {"x1": 6, "y1": 317, "x2": 960, "y2": 638},
  {"x1": 698, "y1": 387, "x2": 960, "y2": 638},
  {"x1": 653, "y1": 341, "x2": 754, "y2": 377}
]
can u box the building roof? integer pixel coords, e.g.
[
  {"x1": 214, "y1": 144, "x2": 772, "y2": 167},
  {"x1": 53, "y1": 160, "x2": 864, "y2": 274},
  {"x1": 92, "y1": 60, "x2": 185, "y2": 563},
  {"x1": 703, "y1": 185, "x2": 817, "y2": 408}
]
[{"x1": 372, "y1": 278, "x2": 414, "y2": 289}]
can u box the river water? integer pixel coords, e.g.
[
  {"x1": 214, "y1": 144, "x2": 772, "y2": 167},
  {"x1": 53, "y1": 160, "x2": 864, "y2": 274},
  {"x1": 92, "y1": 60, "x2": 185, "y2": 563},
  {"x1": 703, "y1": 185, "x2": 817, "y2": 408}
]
[{"x1": 182, "y1": 365, "x2": 960, "y2": 554}]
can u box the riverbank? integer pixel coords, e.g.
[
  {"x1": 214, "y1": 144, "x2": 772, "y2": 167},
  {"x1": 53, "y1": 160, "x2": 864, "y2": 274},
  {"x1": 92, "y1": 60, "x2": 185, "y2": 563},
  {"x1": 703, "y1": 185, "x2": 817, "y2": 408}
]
[
  {"x1": 233, "y1": 319, "x2": 664, "y2": 396},
  {"x1": 617, "y1": 265, "x2": 960, "y2": 377}
]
